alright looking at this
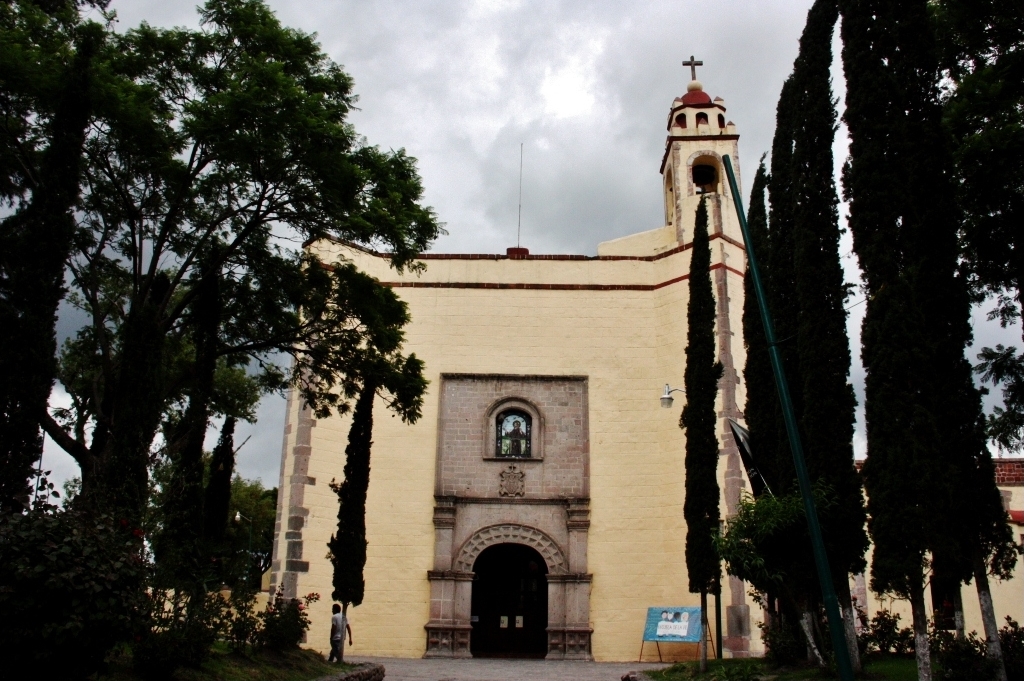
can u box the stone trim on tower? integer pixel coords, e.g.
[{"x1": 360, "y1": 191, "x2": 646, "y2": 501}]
[{"x1": 269, "y1": 393, "x2": 317, "y2": 601}]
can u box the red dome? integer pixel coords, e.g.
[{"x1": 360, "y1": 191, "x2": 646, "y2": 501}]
[{"x1": 680, "y1": 89, "x2": 712, "y2": 105}]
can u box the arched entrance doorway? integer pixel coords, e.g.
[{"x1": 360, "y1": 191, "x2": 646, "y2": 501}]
[{"x1": 470, "y1": 543, "x2": 548, "y2": 658}]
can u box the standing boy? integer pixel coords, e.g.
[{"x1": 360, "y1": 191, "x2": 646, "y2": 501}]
[{"x1": 328, "y1": 603, "x2": 353, "y2": 663}]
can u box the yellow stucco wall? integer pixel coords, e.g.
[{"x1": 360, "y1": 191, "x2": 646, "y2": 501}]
[{"x1": 272, "y1": 221, "x2": 755, "y2": 661}]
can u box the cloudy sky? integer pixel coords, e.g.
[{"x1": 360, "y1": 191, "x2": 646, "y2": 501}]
[{"x1": 40, "y1": 0, "x2": 1022, "y2": 492}]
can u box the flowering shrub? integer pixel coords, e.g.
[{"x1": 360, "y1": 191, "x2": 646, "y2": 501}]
[
  {"x1": 859, "y1": 609, "x2": 915, "y2": 654},
  {"x1": 0, "y1": 501, "x2": 148, "y2": 677},
  {"x1": 132, "y1": 590, "x2": 229, "y2": 680},
  {"x1": 259, "y1": 590, "x2": 320, "y2": 651}
]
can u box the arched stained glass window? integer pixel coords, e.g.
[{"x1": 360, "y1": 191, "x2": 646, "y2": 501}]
[{"x1": 496, "y1": 410, "x2": 532, "y2": 458}]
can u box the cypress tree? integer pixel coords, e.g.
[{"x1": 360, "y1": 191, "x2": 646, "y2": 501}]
[
  {"x1": 681, "y1": 196, "x2": 723, "y2": 673},
  {"x1": 840, "y1": 2, "x2": 1015, "y2": 679},
  {"x1": 789, "y1": 0, "x2": 867, "y2": 669},
  {"x1": 327, "y1": 379, "x2": 377, "y2": 656},
  {"x1": 203, "y1": 416, "x2": 237, "y2": 543},
  {"x1": 742, "y1": 160, "x2": 814, "y2": 660},
  {"x1": 739, "y1": 4, "x2": 867, "y2": 666},
  {"x1": 763, "y1": 75, "x2": 800, "y2": 497},
  {"x1": 742, "y1": 158, "x2": 774, "y2": 500}
]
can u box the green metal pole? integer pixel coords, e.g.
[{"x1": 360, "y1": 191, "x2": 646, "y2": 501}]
[{"x1": 722, "y1": 155, "x2": 854, "y2": 681}]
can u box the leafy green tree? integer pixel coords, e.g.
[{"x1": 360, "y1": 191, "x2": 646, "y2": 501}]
[
  {"x1": 225, "y1": 474, "x2": 278, "y2": 588},
  {"x1": 840, "y1": 3, "x2": 1016, "y2": 680},
  {"x1": 681, "y1": 196, "x2": 723, "y2": 673},
  {"x1": 0, "y1": 1, "x2": 109, "y2": 513},
  {"x1": 935, "y1": 0, "x2": 1024, "y2": 455},
  {"x1": 38, "y1": 0, "x2": 440, "y2": 534},
  {"x1": 977, "y1": 347, "x2": 1024, "y2": 453}
]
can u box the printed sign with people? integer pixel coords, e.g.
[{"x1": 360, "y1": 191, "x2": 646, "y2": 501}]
[{"x1": 642, "y1": 606, "x2": 702, "y2": 643}]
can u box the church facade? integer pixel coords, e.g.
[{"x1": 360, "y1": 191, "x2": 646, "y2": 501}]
[
  {"x1": 268, "y1": 76, "x2": 760, "y2": 662},
  {"x1": 266, "y1": 71, "x2": 1024, "y2": 663}
]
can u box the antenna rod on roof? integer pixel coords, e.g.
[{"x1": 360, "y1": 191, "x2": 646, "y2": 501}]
[{"x1": 517, "y1": 142, "x2": 523, "y2": 248}]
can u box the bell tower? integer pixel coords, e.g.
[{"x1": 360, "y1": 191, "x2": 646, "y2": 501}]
[
  {"x1": 661, "y1": 57, "x2": 753, "y2": 658},
  {"x1": 660, "y1": 57, "x2": 742, "y2": 246}
]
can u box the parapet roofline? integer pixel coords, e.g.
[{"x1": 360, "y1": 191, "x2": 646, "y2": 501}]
[{"x1": 305, "y1": 233, "x2": 745, "y2": 262}]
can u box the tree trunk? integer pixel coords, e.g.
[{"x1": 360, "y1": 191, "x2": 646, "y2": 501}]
[
  {"x1": 910, "y1": 580, "x2": 933, "y2": 681},
  {"x1": 341, "y1": 602, "x2": 349, "y2": 663},
  {"x1": 953, "y1": 585, "x2": 966, "y2": 640},
  {"x1": 800, "y1": 609, "x2": 825, "y2": 667},
  {"x1": 155, "y1": 268, "x2": 219, "y2": 584},
  {"x1": 95, "y1": 274, "x2": 170, "y2": 525},
  {"x1": 837, "y1": 577, "x2": 862, "y2": 673},
  {"x1": 699, "y1": 591, "x2": 708, "y2": 673},
  {"x1": 0, "y1": 27, "x2": 100, "y2": 513},
  {"x1": 975, "y1": 554, "x2": 1008, "y2": 681}
]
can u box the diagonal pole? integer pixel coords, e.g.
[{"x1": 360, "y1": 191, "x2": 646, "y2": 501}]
[{"x1": 722, "y1": 154, "x2": 854, "y2": 681}]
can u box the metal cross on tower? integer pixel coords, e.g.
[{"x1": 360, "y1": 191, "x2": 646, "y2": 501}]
[{"x1": 682, "y1": 55, "x2": 703, "y2": 81}]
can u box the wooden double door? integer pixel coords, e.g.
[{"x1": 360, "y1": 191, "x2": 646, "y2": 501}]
[{"x1": 470, "y1": 543, "x2": 548, "y2": 658}]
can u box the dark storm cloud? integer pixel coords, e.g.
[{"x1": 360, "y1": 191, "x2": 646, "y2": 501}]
[
  {"x1": 109, "y1": 0, "x2": 814, "y2": 254},
  {"x1": 39, "y1": 0, "x2": 1011, "y2": 489}
]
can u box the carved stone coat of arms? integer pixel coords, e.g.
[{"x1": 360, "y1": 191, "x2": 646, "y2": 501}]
[{"x1": 498, "y1": 464, "x2": 525, "y2": 497}]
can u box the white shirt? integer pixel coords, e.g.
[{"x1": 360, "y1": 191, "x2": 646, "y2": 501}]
[{"x1": 331, "y1": 612, "x2": 347, "y2": 641}]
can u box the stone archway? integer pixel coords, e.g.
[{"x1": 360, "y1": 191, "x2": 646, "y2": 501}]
[
  {"x1": 454, "y1": 524, "x2": 567, "y2": 574},
  {"x1": 424, "y1": 514, "x2": 592, "y2": 661}
]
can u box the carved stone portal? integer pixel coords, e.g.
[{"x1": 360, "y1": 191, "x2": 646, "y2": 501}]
[{"x1": 425, "y1": 375, "x2": 592, "y2": 660}]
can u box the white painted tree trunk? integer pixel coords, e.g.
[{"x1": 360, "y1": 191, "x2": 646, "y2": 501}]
[
  {"x1": 800, "y1": 610, "x2": 825, "y2": 667},
  {"x1": 953, "y1": 586, "x2": 966, "y2": 640},
  {"x1": 910, "y1": 582, "x2": 933, "y2": 681},
  {"x1": 838, "y1": 577, "x2": 862, "y2": 673},
  {"x1": 842, "y1": 601, "x2": 863, "y2": 673},
  {"x1": 975, "y1": 557, "x2": 1008, "y2": 681}
]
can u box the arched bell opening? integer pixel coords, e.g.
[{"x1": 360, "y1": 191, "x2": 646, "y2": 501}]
[
  {"x1": 691, "y1": 160, "x2": 719, "y2": 195},
  {"x1": 470, "y1": 543, "x2": 549, "y2": 658}
]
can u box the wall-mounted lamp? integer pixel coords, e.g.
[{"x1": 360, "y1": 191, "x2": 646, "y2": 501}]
[{"x1": 660, "y1": 384, "x2": 684, "y2": 408}]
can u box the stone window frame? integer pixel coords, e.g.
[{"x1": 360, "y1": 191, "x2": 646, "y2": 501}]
[{"x1": 482, "y1": 397, "x2": 544, "y2": 461}]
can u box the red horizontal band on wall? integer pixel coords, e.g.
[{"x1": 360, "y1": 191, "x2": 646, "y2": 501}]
[{"x1": 379, "y1": 262, "x2": 744, "y2": 291}]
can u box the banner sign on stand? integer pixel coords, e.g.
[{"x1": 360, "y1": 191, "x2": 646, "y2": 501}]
[{"x1": 642, "y1": 606, "x2": 703, "y2": 643}]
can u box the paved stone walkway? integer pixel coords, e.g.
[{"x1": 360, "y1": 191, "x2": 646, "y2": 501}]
[{"x1": 347, "y1": 656, "x2": 669, "y2": 681}]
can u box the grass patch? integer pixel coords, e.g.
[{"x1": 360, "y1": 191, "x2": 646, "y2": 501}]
[
  {"x1": 97, "y1": 645, "x2": 357, "y2": 681},
  {"x1": 644, "y1": 654, "x2": 918, "y2": 680},
  {"x1": 861, "y1": 655, "x2": 918, "y2": 681}
]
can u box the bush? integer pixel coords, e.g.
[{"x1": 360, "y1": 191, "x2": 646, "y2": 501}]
[
  {"x1": 759, "y1": 616, "x2": 806, "y2": 667},
  {"x1": 259, "y1": 590, "x2": 319, "y2": 651},
  {"x1": 930, "y1": 628, "x2": 997, "y2": 681},
  {"x1": 860, "y1": 610, "x2": 915, "y2": 655},
  {"x1": 228, "y1": 587, "x2": 262, "y2": 653},
  {"x1": 0, "y1": 502, "x2": 148, "y2": 679},
  {"x1": 133, "y1": 590, "x2": 229, "y2": 680},
  {"x1": 1001, "y1": 617, "x2": 1024, "y2": 681}
]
